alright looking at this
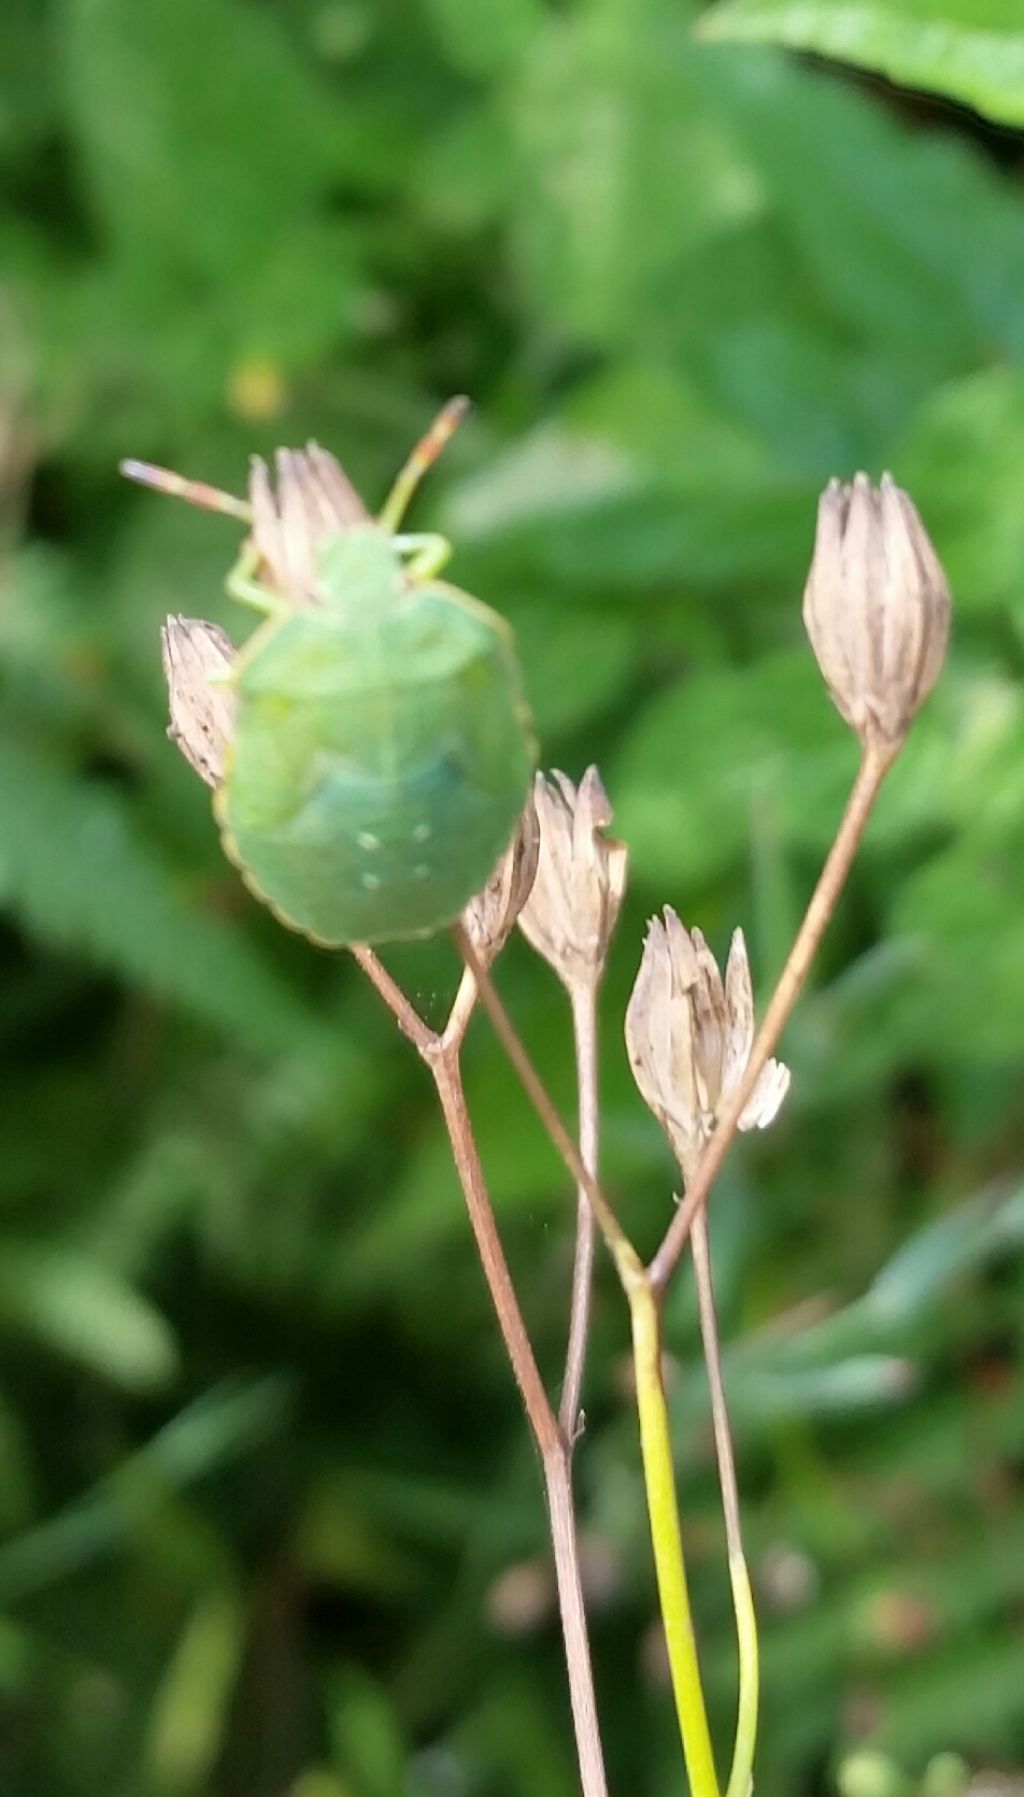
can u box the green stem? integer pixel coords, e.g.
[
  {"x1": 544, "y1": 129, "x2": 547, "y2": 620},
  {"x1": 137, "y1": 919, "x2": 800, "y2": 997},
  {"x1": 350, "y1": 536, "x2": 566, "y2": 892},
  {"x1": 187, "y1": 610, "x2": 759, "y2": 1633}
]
[
  {"x1": 629, "y1": 1279, "x2": 720, "y2": 1797},
  {"x1": 726, "y1": 1552, "x2": 758, "y2": 1797}
]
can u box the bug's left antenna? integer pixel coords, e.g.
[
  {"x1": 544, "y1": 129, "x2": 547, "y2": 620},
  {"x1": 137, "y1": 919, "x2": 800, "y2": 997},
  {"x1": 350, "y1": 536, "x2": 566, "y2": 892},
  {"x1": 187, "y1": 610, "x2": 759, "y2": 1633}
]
[
  {"x1": 120, "y1": 458, "x2": 254, "y2": 525},
  {"x1": 378, "y1": 395, "x2": 469, "y2": 535}
]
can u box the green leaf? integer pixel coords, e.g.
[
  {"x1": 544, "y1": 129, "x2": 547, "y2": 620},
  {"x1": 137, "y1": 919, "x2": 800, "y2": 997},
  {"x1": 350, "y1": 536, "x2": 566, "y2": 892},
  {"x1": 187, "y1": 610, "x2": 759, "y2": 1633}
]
[
  {"x1": 885, "y1": 834, "x2": 1024, "y2": 1058},
  {"x1": 896, "y1": 368, "x2": 1024, "y2": 618},
  {"x1": 0, "y1": 1380, "x2": 289, "y2": 1605},
  {"x1": 875, "y1": 1631, "x2": 1024, "y2": 1760},
  {"x1": 508, "y1": 3, "x2": 759, "y2": 343},
  {"x1": 146, "y1": 1588, "x2": 246, "y2": 1793},
  {"x1": 421, "y1": 0, "x2": 545, "y2": 78},
  {"x1": 0, "y1": 1245, "x2": 177, "y2": 1391},
  {"x1": 870, "y1": 1184, "x2": 1024, "y2": 1319},
  {"x1": 703, "y1": 48, "x2": 1024, "y2": 367},
  {"x1": 757, "y1": 1184, "x2": 1024, "y2": 1368},
  {"x1": 0, "y1": 0, "x2": 60, "y2": 160},
  {"x1": 612, "y1": 649, "x2": 853, "y2": 889},
  {"x1": 325, "y1": 1667, "x2": 407, "y2": 1797},
  {"x1": 513, "y1": 602, "x2": 641, "y2": 738},
  {"x1": 60, "y1": 0, "x2": 337, "y2": 275},
  {"x1": 699, "y1": 0, "x2": 1024, "y2": 131},
  {"x1": 728, "y1": 1354, "x2": 918, "y2": 1425},
  {"x1": 0, "y1": 737, "x2": 321, "y2": 1053}
]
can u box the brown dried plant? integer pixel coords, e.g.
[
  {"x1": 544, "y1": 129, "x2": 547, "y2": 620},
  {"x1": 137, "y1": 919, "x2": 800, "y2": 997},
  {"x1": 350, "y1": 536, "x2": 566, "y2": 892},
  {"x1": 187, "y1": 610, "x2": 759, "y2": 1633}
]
[{"x1": 160, "y1": 465, "x2": 951, "y2": 1797}]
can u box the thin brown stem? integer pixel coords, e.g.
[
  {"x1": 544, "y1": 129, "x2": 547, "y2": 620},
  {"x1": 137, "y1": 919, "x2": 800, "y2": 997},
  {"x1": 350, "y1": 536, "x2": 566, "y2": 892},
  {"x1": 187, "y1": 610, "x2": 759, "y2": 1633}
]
[
  {"x1": 690, "y1": 1212, "x2": 743, "y2": 1561},
  {"x1": 648, "y1": 742, "x2": 894, "y2": 1291},
  {"x1": 432, "y1": 1055, "x2": 561, "y2": 1459},
  {"x1": 452, "y1": 925, "x2": 643, "y2": 1288},
  {"x1": 353, "y1": 947, "x2": 609, "y2": 1797},
  {"x1": 544, "y1": 1445, "x2": 610, "y2": 1797},
  {"x1": 561, "y1": 979, "x2": 599, "y2": 1444},
  {"x1": 430, "y1": 1063, "x2": 610, "y2": 1795},
  {"x1": 350, "y1": 944, "x2": 434, "y2": 1053},
  {"x1": 442, "y1": 964, "x2": 479, "y2": 1052}
]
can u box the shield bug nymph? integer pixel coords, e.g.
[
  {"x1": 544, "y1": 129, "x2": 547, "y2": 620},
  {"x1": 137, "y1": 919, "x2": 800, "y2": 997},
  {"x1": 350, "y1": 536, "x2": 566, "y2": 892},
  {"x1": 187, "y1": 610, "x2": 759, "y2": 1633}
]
[{"x1": 122, "y1": 400, "x2": 536, "y2": 947}]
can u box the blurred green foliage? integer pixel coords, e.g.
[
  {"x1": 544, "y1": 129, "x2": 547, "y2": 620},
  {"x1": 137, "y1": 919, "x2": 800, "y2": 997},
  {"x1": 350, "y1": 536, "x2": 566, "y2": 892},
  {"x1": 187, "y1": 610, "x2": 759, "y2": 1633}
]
[
  {"x1": 1, "y1": 1, "x2": 1023, "y2": 1794},
  {"x1": 700, "y1": 0, "x2": 1024, "y2": 131}
]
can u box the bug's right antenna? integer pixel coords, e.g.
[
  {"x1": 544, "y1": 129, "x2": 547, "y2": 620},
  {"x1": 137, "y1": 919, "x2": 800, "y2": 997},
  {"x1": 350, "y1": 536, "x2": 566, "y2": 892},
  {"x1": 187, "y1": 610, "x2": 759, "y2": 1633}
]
[
  {"x1": 377, "y1": 396, "x2": 469, "y2": 535},
  {"x1": 120, "y1": 458, "x2": 254, "y2": 525}
]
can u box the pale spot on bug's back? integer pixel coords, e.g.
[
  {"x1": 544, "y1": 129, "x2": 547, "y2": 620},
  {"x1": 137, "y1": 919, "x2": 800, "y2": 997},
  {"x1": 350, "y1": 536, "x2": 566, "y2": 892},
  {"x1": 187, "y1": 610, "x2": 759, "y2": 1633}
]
[
  {"x1": 356, "y1": 831, "x2": 381, "y2": 851},
  {"x1": 413, "y1": 823, "x2": 432, "y2": 843},
  {"x1": 362, "y1": 872, "x2": 382, "y2": 891},
  {"x1": 413, "y1": 864, "x2": 430, "y2": 881}
]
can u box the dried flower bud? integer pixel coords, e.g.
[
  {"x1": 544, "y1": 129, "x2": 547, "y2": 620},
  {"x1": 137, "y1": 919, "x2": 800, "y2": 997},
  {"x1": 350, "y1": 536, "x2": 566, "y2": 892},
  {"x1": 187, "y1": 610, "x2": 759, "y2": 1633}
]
[
  {"x1": 161, "y1": 615, "x2": 236, "y2": 788},
  {"x1": 518, "y1": 767, "x2": 628, "y2": 990},
  {"x1": 803, "y1": 472, "x2": 950, "y2": 751},
  {"x1": 249, "y1": 441, "x2": 371, "y2": 605},
  {"x1": 625, "y1": 909, "x2": 789, "y2": 1178},
  {"x1": 460, "y1": 798, "x2": 540, "y2": 965}
]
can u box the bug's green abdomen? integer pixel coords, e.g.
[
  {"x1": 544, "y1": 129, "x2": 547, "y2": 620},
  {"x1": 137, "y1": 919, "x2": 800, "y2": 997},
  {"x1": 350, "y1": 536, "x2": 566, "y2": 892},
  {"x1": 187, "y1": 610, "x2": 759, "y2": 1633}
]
[{"x1": 216, "y1": 582, "x2": 533, "y2": 945}]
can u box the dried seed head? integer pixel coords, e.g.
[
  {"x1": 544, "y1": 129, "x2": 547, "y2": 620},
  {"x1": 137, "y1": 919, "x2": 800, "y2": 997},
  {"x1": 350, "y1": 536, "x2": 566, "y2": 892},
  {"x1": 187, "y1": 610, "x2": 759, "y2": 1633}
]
[
  {"x1": 803, "y1": 472, "x2": 950, "y2": 752},
  {"x1": 624, "y1": 909, "x2": 789, "y2": 1179},
  {"x1": 249, "y1": 441, "x2": 371, "y2": 605},
  {"x1": 518, "y1": 766, "x2": 628, "y2": 990},
  {"x1": 161, "y1": 615, "x2": 236, "y2": 788},
  {"x1": 460, "y1": 798, "x2": 541, "y2": 965}
]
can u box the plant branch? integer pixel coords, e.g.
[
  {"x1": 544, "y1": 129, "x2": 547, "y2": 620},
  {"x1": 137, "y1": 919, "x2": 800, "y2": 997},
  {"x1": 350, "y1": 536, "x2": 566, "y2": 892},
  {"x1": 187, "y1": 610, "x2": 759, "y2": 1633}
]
[
  {"x1": 630, "y1": 1280, "x2": 720, "y2": 1797},
  {"x1": 452, "y1": 925, "x2": 642, "y2": 1288},
  {"x1": 446, "y1": 931, "x2": 727, "y2": 1794},
  {"x1": 350, "y1": 944, "x2": 434, "y2": 1053},
  {"x1": 442, "y1": 964, "x2": 479, "y2": 1052},
  {"x1": 689, "y1": 1216, "x2": 742, "y2": 1575},
  {"x1": 543, "y1": 1444, "x2": 610, "y2": 1797},
  {"x1": 561, "y1": 979, "x2": 599, "y2": 1444},
  {"x1": 432, "y1": 1055, "x2": 561, "y2": 1458},
  {"x1": 648, "y1": 741, "x2": 895, "y2": 1292},
  {"x1": 691, "y1": 1211, "x2": 758, "y2": 1797},
  {"x1": 352, "y1": 946, "x2": 609, "y2": 1797}
]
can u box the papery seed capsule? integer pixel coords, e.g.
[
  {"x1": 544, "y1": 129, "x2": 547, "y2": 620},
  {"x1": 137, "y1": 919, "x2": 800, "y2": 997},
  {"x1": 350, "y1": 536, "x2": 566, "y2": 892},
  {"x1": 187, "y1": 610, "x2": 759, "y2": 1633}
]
[
  {"x1": 803, "y1": 472, "x2": 950, "y2": 751},
  {"x1": 625, "y1": 910, "x2": 789, "y2": 1179},
  {"x1": 161, "y1": 616, "x2": 236, "y2": 790},
  {"x1": 461, "y1": 797, "x2": 540, "y2": 966},
  {"x1": 518, "y1": 767, "x2": 628, "y2": 990}
]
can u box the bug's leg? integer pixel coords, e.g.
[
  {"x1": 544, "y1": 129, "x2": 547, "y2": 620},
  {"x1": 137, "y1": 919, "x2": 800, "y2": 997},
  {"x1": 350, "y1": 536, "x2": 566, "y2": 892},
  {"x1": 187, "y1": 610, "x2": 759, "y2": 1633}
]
[
  {"x1": 392, "y1": 531, "x2": 453, "y2": 581},
  {"x1": 120, "y1": 459, "x2": 253, "y2": 524},
  {"x1": 225, "y1": 543, "x2": 288, "y2": 616},
  {"x1": 377, "y1": 396, "x2": 469, "y2": 533}
]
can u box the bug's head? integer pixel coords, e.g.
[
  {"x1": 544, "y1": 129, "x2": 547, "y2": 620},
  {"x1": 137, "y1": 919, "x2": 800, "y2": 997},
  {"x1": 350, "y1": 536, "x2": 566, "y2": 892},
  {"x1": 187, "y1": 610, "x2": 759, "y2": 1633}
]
[
  {"x1": 249, "y1": 443, "x2": 372, "y2": 608},
  {"x1": 122, "y1": 401, "x2": 469, "y2": 612},
  {"x1": 249, "y1": 399, "x2": 470, "y2": 607}
]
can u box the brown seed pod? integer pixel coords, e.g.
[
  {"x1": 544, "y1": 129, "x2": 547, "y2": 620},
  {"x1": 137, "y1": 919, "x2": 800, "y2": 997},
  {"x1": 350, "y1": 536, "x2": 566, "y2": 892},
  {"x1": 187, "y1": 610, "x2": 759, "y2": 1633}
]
[{"x1": 803, "y1": 472, "x2": 950, "y2": 750}]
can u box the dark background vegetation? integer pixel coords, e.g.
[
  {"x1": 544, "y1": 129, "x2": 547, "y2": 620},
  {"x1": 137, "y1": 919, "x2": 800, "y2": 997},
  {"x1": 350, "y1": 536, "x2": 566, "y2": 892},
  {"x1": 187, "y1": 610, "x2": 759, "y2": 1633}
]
[{"x1": 1, "y1": 1, "x2": 1023, "y2": 1793}]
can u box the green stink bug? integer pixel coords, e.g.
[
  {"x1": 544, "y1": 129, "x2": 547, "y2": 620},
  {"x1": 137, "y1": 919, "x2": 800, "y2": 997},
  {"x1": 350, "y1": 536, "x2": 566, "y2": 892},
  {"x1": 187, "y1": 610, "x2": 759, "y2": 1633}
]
[{"x1": 123, "y1": 401, "x2": 535, "y2": 947}]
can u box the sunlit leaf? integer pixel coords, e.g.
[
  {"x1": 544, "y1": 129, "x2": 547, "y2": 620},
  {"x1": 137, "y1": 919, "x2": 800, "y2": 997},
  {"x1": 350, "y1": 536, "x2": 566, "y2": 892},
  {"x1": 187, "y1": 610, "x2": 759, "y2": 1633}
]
[{"x1": 700, "y1": 0, "x2": 1024, "y2": 131}]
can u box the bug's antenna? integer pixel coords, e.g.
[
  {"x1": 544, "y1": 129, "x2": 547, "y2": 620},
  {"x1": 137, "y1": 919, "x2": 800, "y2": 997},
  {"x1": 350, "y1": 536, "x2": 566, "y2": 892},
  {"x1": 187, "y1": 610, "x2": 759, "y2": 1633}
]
[
  {"x1": 120, "y1": 458, "x2": 254, "y2": 525},
  {"x1": 377, "y1": 395, "x2": 469, "y2": 534}
]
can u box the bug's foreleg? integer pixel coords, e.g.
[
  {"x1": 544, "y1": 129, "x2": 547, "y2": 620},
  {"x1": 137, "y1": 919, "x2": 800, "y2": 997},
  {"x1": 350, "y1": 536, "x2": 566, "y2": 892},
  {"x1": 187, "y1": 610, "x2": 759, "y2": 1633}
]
[
  {"x1": 225, "y1": 543, "x2": 289, "y2": 616},
  {"x1": 377, "y1": 396, "x2": 468, "y2": 533},
  {"x1": 392, "y1": 532, "x2": 452, "y2": 581}
]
